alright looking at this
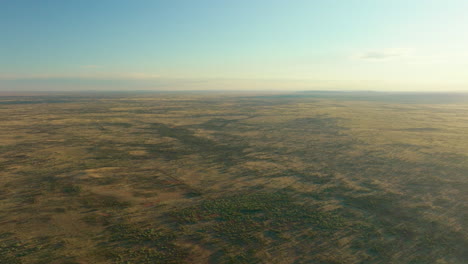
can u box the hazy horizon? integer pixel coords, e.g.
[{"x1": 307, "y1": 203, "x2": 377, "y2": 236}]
[{"x1": 1, "y1": 0, "x2": 468, "y2": 91}]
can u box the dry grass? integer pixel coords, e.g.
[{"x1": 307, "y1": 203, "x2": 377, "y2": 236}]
[{"x1": 0, "y1": 92, "x2": 467, "y2": 263}]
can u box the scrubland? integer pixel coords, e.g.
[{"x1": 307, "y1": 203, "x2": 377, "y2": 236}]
[{"x1": 0, "y1": 91, "x2": 467, "y2": 263}]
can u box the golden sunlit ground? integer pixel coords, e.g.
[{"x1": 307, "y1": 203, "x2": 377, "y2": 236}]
[{"x1": 0, "y1": 91, "x2": 467, "y2": 263}]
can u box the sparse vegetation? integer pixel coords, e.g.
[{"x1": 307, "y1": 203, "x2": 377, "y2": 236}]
[{"x1": 0, "y1": 91, "x2": 467, "y2": 263}]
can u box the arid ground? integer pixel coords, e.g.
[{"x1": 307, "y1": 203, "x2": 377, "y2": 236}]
[{"x1": 0, "y1": 91, "x2": 467, "y2": 263}]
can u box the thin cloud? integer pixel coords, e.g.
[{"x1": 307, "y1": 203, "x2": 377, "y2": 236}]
[
  {"x1": 81, "y1": 65, "x2": 101, "y2": 69},
  {"x1": 356, "y1": 49, "x2": 410, "y2": 61},
  {"x1": 124, "y1": 72, "x2": 161, "y2": 80},
  {"x1": 0, "y1": 72, "x2": 161, "y2": 80}
]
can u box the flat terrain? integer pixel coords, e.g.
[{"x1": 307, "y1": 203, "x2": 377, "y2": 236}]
[{"x1": 0, "y1": 91, "x2": 467, "y2": 264}]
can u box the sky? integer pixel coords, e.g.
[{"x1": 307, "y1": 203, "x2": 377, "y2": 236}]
[{"x1": 1, "y1": 0, "x2": 467, "y2": 91}]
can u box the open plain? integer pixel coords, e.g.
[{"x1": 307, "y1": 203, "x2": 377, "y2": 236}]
[{"x1": 0, "y1": 91, "x2": 467, "y2": 263}]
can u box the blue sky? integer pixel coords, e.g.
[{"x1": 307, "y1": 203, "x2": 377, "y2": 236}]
[{"x1": 1, "y1": 0, "x2": 467, "y2": 91}]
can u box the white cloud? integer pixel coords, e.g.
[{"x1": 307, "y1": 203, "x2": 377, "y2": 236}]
[{"x1": 355, "y1": 49, "x2": 410, "y2": 61}]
